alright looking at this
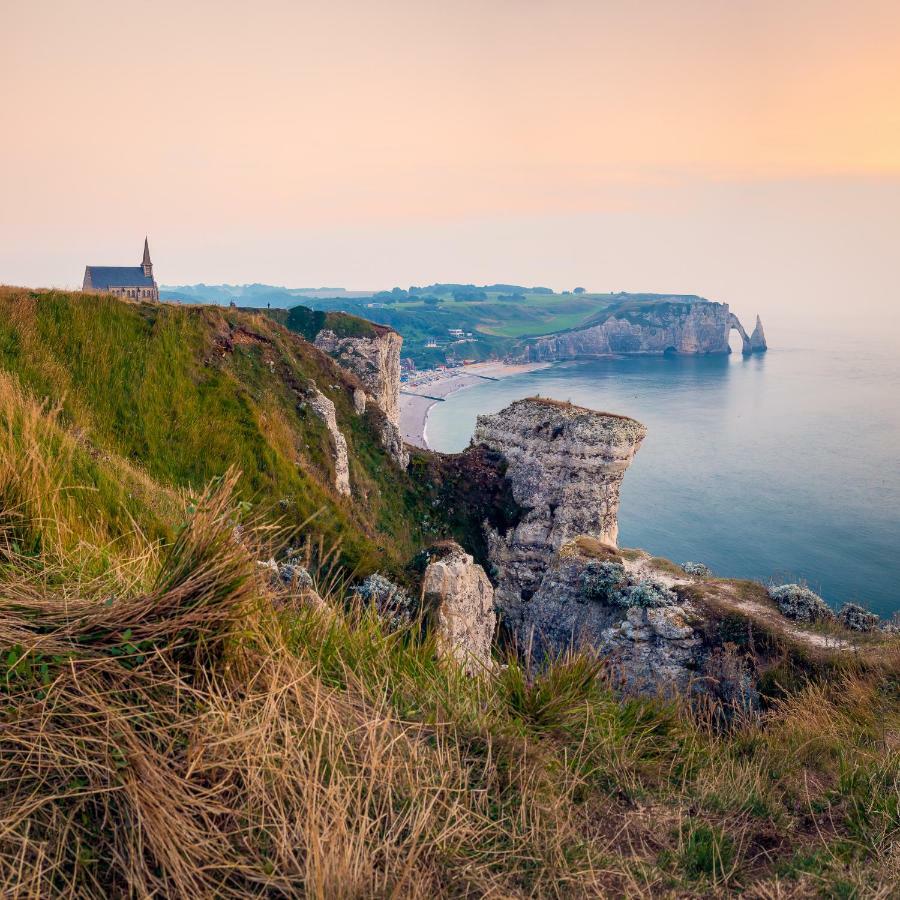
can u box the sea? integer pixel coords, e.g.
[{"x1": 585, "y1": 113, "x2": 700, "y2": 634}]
[{"x1": 424, "y1": 336, "x2": 900, "y2": 618}]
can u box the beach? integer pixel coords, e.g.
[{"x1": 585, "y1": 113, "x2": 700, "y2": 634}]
[{"x1": 399, "y1": 361, "x2": 549, "y2": 449}]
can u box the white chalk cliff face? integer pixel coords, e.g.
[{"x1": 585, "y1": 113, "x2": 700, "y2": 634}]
[
  {"x1": 314, "y1": 328, "x2": 408, "y2": 467},
  {"x1": 527, "y1": 301, "x2": 765, "y2": 359},
  {"x1": 469, "y1": 401, "x2": 756, "y2": 704},
  {"x1": 307, "y1": 389, "x2": 351, "y2": 497},
  {"x1": 472, "y1": 398, "x2": 646, "y2": 634},
  {"x1": 314, "y1": 329, "x2": 402, "y2": 427}
]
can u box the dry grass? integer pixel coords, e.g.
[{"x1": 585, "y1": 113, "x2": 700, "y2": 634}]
[
  {"x1": 1, "y1": 347, "x2": 898, "y2": 897},
  {"x1": 0, "y1": 478, "x2": 603, "y2": 897}
]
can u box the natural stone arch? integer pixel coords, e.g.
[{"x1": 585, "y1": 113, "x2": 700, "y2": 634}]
[{"x1": 728, "y1": 314, "x2": 752, "y2": 355}]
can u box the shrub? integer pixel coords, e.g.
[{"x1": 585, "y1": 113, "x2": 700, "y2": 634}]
[
  {"x1": 682, "y1": 561, "x2": 712, "y2": 577},
  {"x1": 837, "y1": 603, "x2": 880, "y2": 632},
  {"x1": 614, "y1": 578, "x2": 677, "y2": 609},
  {"x1": 769, "y1": 584, "x2": 833, "y2": 623},
  {"x1": 353, "y1": 573, "x2": 417, "y2": 630},
  {"x1": 580, "y1": 561, "x2": 627, "y2": 600}
]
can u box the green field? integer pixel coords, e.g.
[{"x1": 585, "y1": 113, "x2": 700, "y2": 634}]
[{"x1": 164, "y1": 283, "x2": 709, "y2": 366}]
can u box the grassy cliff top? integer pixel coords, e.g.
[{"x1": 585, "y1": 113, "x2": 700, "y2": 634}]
[
  {"x1": 257, "y1": 304, "x2": 391, "y2": 342},
  {"x1": 0, "y1": 288, "x2": 423, "y2": 575},
  {"x1": 521, "y1": 396, "x2": 645, "y2": 424},
  {"x1": 244, "y1": 290, "x2": 711, "y2": 365}
]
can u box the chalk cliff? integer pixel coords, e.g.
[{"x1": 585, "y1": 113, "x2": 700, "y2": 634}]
[
  {"x1": 314, "y1": 327, "x2": 408, "y2": 466},
  {"x1": 307, "y1": 388, "x2": 351, "y2": 497},
  {"x1": 471, "y1": 398, "x2": 646, "y2": 637},
  {"x1": 466, "y1": 400, "x2": 757, "y2": 703},
  {"x1": 526, "y1": 300, "x2": 764, "y2": 359}
]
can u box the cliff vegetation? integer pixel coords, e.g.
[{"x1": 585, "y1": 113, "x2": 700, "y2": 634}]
[{"x1": 0, "y1": 289, "x2": 896, "y2": 897}]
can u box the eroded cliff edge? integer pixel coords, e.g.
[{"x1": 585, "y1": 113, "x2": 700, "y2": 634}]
[
  {"x1": 314, "y1": 326, "x2": 409, "y2": 467},
  {"x1": 444, "y1": 395, "x2": 868, "y2": 703},
  {"x1": 526, "y1": 299, "x2": 766, "y2": 359}
]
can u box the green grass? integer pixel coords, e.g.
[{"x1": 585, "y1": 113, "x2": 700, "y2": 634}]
[{"x1": 0, "y1": 289, "x2": 442, "y2": 577}]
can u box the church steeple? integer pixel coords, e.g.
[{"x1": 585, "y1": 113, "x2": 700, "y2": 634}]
[{"x1": 141, "y1": 237, "x2": 153, "y2": 277}]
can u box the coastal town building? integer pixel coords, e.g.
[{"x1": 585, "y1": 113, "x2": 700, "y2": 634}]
[{"x1": 82, "y1": 238, "x2": 159, "y2": 301}]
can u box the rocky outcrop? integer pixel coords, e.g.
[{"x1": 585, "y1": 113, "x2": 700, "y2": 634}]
[
  {"x1": 314, "y1": 328, "x2": 408, "y2": 466},
  {"x1": 421, "y1": 543, "x2": 495, "y2": 673},
  {"x1": 749, "y1": 315, "x2": 767, "y2": 353},
  {"x1": 526, "y1": 300, "x2": 763, "y2": 359},
  {"x1": 472, "y1": 398, "x2": 646, "y2": 639},
  {"x1": 505, "y1": 540, "x2": 757, "y2": 706},
  {"x1": 307, "y1": 389, "x2": 351, "y2": 497},
  {"x1": 728, "y1": 314, "x2": 752, "y2": 355}
]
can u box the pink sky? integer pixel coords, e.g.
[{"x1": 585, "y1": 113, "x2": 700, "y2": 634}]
[{"x1": 2, "y1": 0, "x2": 899, "y2": 340}]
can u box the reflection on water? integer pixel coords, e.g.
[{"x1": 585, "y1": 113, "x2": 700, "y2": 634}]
[{"x1": 426, "y1": 348, "x2": 900, "y2": 617}]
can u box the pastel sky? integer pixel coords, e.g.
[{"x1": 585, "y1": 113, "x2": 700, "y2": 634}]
[{"x1": 2, "y1": 0, "x2": 899, "y2": 340}]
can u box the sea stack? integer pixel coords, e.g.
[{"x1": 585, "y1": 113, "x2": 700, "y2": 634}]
[
  {"x1": 750, "y1": 315, "x2": 767, "y2": 353},
  {"x1": 472, "y1": 398, "x2": 646, "y2": 626}
]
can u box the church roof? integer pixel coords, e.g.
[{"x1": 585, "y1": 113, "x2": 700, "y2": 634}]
[{"x1": 85, "y1": 266, "x2": 155, "y2": 289}]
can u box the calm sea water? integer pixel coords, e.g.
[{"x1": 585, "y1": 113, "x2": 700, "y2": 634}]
[{"x1": 425, "y1": 341, "x2": 900, "y2": 618}]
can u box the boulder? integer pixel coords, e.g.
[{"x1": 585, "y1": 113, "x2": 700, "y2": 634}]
[
  {"x1": 421, "y1": 543, "x2": 495, "y2": 673},
  {"x1": 258, "y1": 559, "x2": 326, "y2": 611}
]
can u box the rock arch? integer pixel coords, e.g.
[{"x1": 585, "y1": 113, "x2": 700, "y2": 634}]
[{"x1": 728, "y1": 314, "x2": 752, "y2": 355}]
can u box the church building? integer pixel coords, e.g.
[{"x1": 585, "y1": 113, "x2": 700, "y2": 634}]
[{"x1": 82, "y1": 238, "x2": 160, "y2": 301}]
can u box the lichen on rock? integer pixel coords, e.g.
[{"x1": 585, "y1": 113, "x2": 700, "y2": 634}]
[
  {"x1": 258, "y1": 558, "x2": 326, "y2": 611},
  {"x1": 353, "y1": 573, "x2": 417, "y2": 631},
  {"x1": 612, "y1": 578, "x2": 678, "y2": 609}
]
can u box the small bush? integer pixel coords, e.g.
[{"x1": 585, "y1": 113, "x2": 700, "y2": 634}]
[
  {"x1": 837, "y1": 603, "x2": 880, "y2": 632},
  {"x1": 580, "y1": 560, "x2": 627, "y2": 600},
  {"x1": 769, "y1": 583, "x2": 833, "y2": 623},
  {"x1": 682, "y1": 561, "x2": 712, "y2": 577},
  {"x1": 614, "y1": 578, "x2": 677, "y2": 609}
]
